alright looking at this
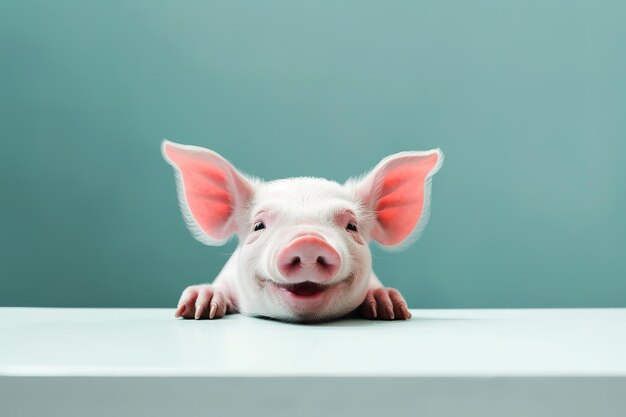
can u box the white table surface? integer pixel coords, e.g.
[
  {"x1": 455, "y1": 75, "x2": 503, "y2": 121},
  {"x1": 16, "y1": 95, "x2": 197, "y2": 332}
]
[
  {"x1": 1, "y1": 307, "x2": 625, "y2": 377},
  {"x1": 2, "y1": 308, "x2": 626, "y2": 417}
]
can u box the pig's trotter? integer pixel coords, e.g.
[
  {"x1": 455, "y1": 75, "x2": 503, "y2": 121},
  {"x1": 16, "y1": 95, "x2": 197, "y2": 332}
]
[
  {"x1": 359, "y1": 288, "x2": 411, "y2": 320},
  {"x1": 175, "y1": 284, "x2": 231, "y2": 320}
]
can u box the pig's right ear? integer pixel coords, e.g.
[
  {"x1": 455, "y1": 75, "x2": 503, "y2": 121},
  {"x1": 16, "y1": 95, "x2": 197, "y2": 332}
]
[{"x1": 162, "y1": 140, "x2": 254, "y2": 246}]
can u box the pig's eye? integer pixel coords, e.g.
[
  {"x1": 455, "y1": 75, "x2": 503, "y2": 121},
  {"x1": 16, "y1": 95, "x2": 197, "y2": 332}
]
[
  {"x1": 346, "y1": 222, "x2": 358, "y2": 232},
  {"x1": 253, "y1": 221, "x2": 266, "y2": 232}
]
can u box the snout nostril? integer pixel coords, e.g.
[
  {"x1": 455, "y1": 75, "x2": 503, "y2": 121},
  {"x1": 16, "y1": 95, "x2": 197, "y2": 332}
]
[{"x1": 277, "y1": 236, "x2": 340, "y2": 280}]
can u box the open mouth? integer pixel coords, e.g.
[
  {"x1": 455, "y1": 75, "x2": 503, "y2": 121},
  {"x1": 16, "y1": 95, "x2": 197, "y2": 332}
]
[
  {"x1": 280, "y1": 281, "x2": 327, "y2": 297},
  {"x1": 256, "y1": 275, "x2": 330, "y2": 298}
]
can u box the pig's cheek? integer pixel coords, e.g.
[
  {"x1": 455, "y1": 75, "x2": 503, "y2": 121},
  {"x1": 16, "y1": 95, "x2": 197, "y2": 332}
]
[
  {"x1": 346, "y1": 244, "x2": 371, "y2": 279},
  {"x1": 240, "y1": 237, "x2": 271, "y2": 275},
  {"x1": 239, "y1": 248, "x2": 284, "y2": 312},
  {"x1": 242, "y1": 233, "x2": 280, "y2": 278},
  {"x1": 236, "y1": 248, "x2": 264, "y2": 298},
  {"x1": 348, "y1": 231, "x2": 365, "y2": 245},
  {"x1": 252, "y1": 279, "x2": 290, "y2": 316},
  {"x1": 244, "y1": 231, "x2": 261, "y2": 245},
  {"x1": 342, "y1": 265, "x2": 372, "y2": 311}
]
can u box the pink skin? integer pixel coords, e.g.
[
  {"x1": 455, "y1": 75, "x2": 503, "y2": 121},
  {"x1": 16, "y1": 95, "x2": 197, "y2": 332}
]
[
  {"x1": 276, "y1": 235, "x2": 341, "y2": 283},
  {"x1": 163, "y1": 141, "x2": 443, "y2": 322},
  {"x1": 263, "y1": 234, "x2": 348, "y2": 315}
]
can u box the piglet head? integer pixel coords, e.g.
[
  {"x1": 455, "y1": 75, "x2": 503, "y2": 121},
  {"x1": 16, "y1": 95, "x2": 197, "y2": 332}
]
[{"x1": 163, "y1": 141, "x2": 442, "y2": 322}]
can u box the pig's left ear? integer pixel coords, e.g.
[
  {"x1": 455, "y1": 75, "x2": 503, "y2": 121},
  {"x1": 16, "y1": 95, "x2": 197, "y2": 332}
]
[
  {"x1": 162, "y1": 140, "x2": 254, "y2": 246},
  {"x1": 351, "y1": 150, "x2": 443, "y2": 249}
]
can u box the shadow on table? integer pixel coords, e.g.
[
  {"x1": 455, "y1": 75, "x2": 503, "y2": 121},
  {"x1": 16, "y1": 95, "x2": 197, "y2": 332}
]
[{"x1": 253, "y1": 311, "x2": 483, "y2": 327}]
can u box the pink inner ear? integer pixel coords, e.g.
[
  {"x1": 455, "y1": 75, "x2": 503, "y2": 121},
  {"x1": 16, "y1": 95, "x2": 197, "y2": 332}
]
[
  {"x1": 164, "y1": 143, "x2": 245, "y2": 242},
  {"x1": 372, "y1": 153, "x2": 439, "y2": 246}
]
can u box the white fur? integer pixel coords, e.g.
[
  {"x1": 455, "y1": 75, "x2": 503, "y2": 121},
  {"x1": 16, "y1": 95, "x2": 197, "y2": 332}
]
[{"x1": 163, "y1": 141, "x2": 443, "y2": 322}]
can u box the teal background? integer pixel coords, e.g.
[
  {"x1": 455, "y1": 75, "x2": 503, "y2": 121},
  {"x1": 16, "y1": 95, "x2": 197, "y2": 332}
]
[{"x1": 1, "y1": 1, "x2": 625, "y2": 308}]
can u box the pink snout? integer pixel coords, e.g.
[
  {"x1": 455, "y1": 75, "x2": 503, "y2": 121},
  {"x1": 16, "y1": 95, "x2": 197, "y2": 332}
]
[{"x1": 277, "y1": 235, "x2": 341, "y2": 282}]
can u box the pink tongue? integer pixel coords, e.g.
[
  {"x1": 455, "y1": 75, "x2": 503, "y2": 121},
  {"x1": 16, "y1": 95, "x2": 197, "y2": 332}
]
[{"x1": 287, "y1": 282, "x2": 324, "y2": 296}]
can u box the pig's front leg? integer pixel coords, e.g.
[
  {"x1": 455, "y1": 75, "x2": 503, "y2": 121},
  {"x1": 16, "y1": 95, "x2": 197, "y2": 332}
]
[
  {"x1": 359, "y1": 272, "x2": 412, "y2": 320},
  {"x1": 175, "y1": 284, "x2": 235, "y2": 320},
  {"x1": 175, "y1": 249, "x2": 240, "y2": 320}
]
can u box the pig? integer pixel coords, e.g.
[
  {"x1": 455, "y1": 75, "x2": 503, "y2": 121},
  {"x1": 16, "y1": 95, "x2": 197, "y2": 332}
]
[{"x1": 162, "y1": 140, "x2": 443, "y2": 322}]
